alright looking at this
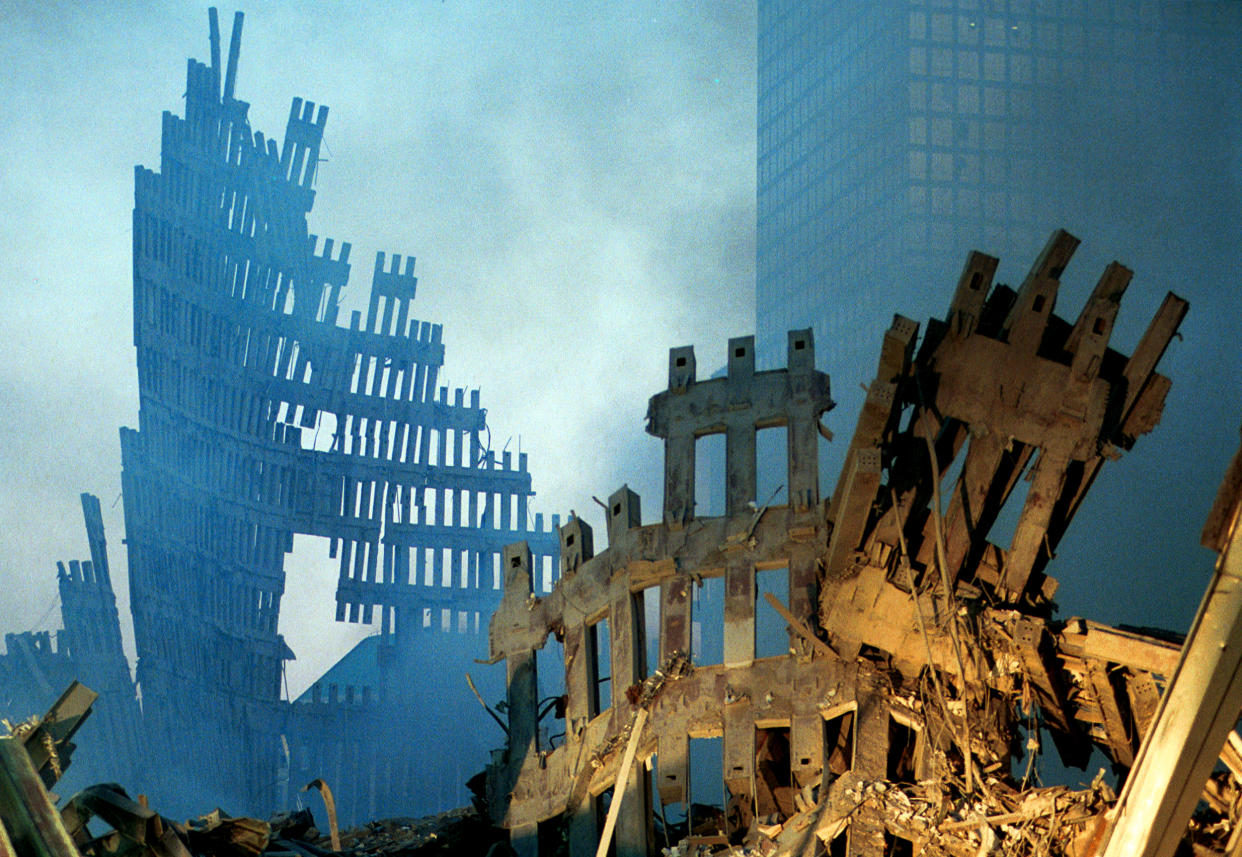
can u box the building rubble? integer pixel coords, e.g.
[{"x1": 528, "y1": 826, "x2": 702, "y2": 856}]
[
  {"x1": 483, "y1": 231, "x2": 1242, "y2": 856},
  {"x1": 0, "y1": 682, "x2": 508, "y2": 856},
  {"x1": 9, "y1": 227, "x2": 1242, "y2": 854},
  {"x1": 4, "y1": 226, "x2": 1240, "y2": 854}
]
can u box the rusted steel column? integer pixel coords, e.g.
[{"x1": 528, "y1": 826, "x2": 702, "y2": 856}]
[
  {"x1": 1102, "y1": 444, "x2": 1242, "y2": 857},
  {"x1": 726, "y1": 420, "x2": 757, "y2": 518},
  {"x1": 661, "y1": 575, "x2": 692, "y2": 664}
]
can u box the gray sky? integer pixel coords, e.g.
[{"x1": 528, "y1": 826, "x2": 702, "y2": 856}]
[{"x1": 0, "y1": 1, "x2": 757, "y2": 694}]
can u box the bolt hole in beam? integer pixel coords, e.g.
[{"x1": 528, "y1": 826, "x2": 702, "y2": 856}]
[
  {"x1": 755, "y1": 566, "x2": 790, "y2": 659},
  {"x1": 691, "y1": 577, "x2": 724, "y2": 667},
  {"x1": 695, "y1": 433, "x2": 726, "y2": 518}
]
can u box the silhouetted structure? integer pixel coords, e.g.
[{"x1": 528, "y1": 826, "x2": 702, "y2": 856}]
[
  {"x1": 119, "y1": 10, "x2": 557, "y2": 819},
  {"x1": 0, "y1": 495, "x2": 141, "y2": 796}
]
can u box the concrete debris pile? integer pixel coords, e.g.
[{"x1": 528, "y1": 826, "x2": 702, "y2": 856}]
[
  {"x1": 326, "y1": 809, "x2": 506, "y2": 855},
  {"x1": 655, "y1": 776, "x2": 1116, "y2": 857},
  {"x1": 482, "y1": 232, "x2": 1242, "y2": 856}
]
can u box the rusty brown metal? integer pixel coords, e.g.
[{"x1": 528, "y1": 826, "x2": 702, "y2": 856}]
[
  {"x1": 300, "y1": 778, "x2": 340, "y2": 851},
  {"x1": 478, "y1": 233, "x2": 1226, "y2": 856}
]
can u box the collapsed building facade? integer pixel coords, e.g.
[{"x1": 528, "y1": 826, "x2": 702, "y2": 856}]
[
  {"x1": 482, "y1": 231, "x2": 1242, "y2": 855},
  {"x1": 113, "y1": 10, "x2": 559, "y2": 820},
  {"x1": 0, "y1": 495, "x2": 142, "y2": 796}
]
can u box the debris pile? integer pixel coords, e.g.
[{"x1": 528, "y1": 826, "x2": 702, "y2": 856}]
[
  {"x1": 0, "y1": 684, "x2": 505, "y2": 857},
  {"x1": 738, "y1": 774, "x2": 1117, "y2": 857}
]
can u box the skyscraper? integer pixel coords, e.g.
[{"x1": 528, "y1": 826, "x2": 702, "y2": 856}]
[
  {"x1": 756, "y1": 1, "x2": 1242, "y2": 628},
  {"x1": 120, "y1": 11, "x2": 558, "y2": 819}
]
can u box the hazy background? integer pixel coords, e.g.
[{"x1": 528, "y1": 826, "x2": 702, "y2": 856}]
[
  {"x1": 1, "y1": 0, "x2": 1237, "y2": 708},
  {"x1": 0, "y1": 1, "x2": 757, "y2": 694}
]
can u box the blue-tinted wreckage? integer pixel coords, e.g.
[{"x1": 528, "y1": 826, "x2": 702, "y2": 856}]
[
  {"x1": 105, "y1": 8, "x2": 557, "y2": 821},
  {"x1": 0, "y1": 496, "x2": 142, "y2": 798}
]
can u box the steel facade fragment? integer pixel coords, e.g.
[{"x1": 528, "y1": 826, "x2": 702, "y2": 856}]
[
  {"x1": 485, "y1": 233, "x2": 1220, "y2": 856},
  {"x1": 119, "y1": 10, "x2": 557, "y2": 817}
]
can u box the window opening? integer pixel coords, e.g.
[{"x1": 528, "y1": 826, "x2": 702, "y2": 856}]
[
  {"x1": 990, "y1": 449, "x2": 1039, "y2": 550},
  {"x1": 639, "y1": 586, "x2": 661, "y2": 677},
  {"x1": 537, "y1": 814, "x2": 566, "y2": 857},
  {"x1": 691, "y1": 576, "x2": 724, "y2": 666},
  {"x1": 694, "y1": 433, "x2": 726, "y2": 518},
  {"x1": 818, "y1": 426, "x2": 835, "y2": 511},
  {"x1": 888, "y1": 714, "x2": 920, "y2": 784},
  {"x1": 755, "y1": 726, "x2": 794, "y2": 823},
  {"x1": 588, "y1": 617, "x2": 611, "y2": 716},
  {"x1": 756, "y1": 424, "x2": 788, "y2": 507},
  {"x1": 884, "y1": 832, "x2": 915, "y2": 857},
  {"x1": 823, "y1": 708, "x2": 856, "y2": 789},
  {"x1": 593, "y1": 788, "x2": 616, "y2": 857},
  {"x1": 536, "y1": 634, "x2": 566, "y2": 750},
  {"x1": 652, "y1": 756, "x2": 687, "y2": 849},
  {"x1": 939, "y1": 433, "x2": 969, "y2": 508},
  {"x1": 688, "y1": 736, "x2": 725, "y2": 839},
  {"x1": 755, "y1": 566, "x2": 790, "y2": 659}
]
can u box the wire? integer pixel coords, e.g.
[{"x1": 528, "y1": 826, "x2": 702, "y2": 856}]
[{"x1": 27, "y1": 596, "x2": 61, "y2": 634}]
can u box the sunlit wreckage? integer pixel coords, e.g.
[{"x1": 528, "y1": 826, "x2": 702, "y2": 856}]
[
  {"x1": 479, "y1": 233, "x2": 1242, "y2": 857},
  {"x1": 6, "y1": 9, "x2": 1242, "y2": 857}
]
